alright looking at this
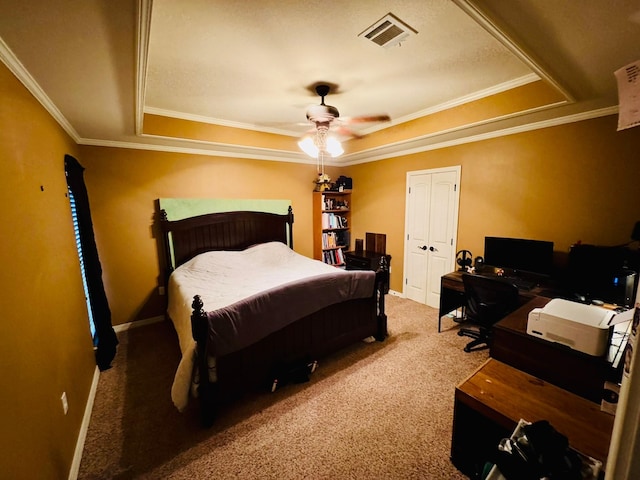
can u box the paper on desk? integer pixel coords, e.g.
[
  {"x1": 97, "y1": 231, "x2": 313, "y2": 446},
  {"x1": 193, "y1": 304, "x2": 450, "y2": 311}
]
[
  {"x1": 606, "y1": 306, "x2": 634, "y2": 326},
  {"x1": 615, "y1": 60, "x2": 640, "y2": 131}
]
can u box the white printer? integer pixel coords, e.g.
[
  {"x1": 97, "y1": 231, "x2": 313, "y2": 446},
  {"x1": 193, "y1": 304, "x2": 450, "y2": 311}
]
[{"x1": 527, "y1": 298, "x2": 633, "y2": 356}]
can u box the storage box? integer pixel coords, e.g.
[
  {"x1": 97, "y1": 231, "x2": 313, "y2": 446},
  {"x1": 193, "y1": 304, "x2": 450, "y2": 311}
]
[{"x1": 365, "y1": 232, "x2": 386, "y2": 254}]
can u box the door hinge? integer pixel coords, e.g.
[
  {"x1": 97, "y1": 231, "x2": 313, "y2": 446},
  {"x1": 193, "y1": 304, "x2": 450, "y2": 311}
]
[
  {"x1": 454, "y1": 184, "x2": 457, "y2": 192},
  {"x1": 451, "y1": 238, "x2": 453, "y2": 246}
]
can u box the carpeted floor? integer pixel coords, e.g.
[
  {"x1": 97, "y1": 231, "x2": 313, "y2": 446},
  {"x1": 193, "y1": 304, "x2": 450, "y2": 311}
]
[{"x1": 78, "y1": 295, "x2": 488, "y2": 479}]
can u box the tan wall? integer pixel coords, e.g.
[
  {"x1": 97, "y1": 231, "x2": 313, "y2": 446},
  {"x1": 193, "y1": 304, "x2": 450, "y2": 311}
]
[
  {"x1": 346, "y1": 115, "x2": 640, "y2": 293},
  {"x1": 0, "y1": 64, "x2": 96, "y2": 477},
  {"x1": 78, "y1": 146, "x2": 341, "y2": 325},
  {"x1": 80, "y1": 114, "x2": 640, "y2": 324}
]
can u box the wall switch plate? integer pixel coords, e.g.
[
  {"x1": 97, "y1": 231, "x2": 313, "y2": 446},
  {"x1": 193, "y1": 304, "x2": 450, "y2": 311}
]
[
  {"x1": 61, "y1": 392, "x2": 68, "y2": 415},
  {"x1": 158, "y1": 286, "x2": 165, "y2": 296}
]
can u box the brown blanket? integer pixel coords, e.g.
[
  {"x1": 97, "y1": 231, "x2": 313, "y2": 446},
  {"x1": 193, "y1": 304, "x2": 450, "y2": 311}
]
[{"x1": 204, "y1": 269, "x2": 376, "y2": 357}]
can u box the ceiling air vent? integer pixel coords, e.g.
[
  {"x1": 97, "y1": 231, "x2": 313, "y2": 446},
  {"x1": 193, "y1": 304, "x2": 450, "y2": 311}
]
[{"x1": 359, "y1": 13, "x2": 417, "y2": 48}]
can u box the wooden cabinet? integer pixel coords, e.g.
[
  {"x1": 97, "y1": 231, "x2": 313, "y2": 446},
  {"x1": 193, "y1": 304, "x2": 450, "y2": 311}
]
[
  {"x1": 452, "y1": 359, "x2": 613, "y2": 478},
  {"x1": 344, "y1": 250, "x2": 391, "y2": 272},
  {"x1": 344, "y1": 250, "x2": 391, "y2": 293},
  {"x1": 313, "y1": 190, "x2": 351, "y2": 266}
]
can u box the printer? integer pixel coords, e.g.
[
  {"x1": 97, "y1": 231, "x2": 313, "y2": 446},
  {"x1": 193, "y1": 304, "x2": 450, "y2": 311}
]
[{"x1": 527, "y1": 298, "x2": 633, "y2": 356}]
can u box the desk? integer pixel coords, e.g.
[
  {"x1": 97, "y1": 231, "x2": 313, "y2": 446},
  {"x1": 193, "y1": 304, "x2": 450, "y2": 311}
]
[
  {"x1": 438, "y1": 271, "x2": 541, "y2": 332},
  {"x1": 441, "y1": 271, "x2": 619, "y2": 402},
  {"x1": 451, "y1": 358, "x2": 614, "y2": 478},
  {"x1": 491, "y1": 297, "x2": 612, "y2": 403}
]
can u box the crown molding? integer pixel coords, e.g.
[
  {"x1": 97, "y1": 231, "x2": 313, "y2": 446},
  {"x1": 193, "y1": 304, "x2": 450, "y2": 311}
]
[
  {"x1": 341, "y1": 105, "x2": 618, "y2": 165},
  {"x1": 143, "y1": 106, "x2": 301, "y2": 137},
  {"x1": 135, "y1": 0, "x2": 153, "y2": 136},
  {"x1": 145, "y1": 73, "x2": 542, "y2": 139},
  {"x1": 79, "y1": 135, "x2": 315, "y2": 164},
  {"x1": 75, "y1": 104, "x2": 617, "y2": 167},
  {"x1": 452, "y1": 0, "x2": 575, "y2": 103}
]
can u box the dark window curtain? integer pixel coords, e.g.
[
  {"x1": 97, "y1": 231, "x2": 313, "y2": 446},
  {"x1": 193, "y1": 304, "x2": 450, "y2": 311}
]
[{"x1": 64, "y1": 154, "x2": 118, "y2": 370}]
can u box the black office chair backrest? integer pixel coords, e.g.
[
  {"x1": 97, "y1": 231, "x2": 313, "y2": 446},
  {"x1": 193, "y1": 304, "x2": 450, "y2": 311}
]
[{"x1": 462, "y1": 273, "x2": 520, "y2": 327}]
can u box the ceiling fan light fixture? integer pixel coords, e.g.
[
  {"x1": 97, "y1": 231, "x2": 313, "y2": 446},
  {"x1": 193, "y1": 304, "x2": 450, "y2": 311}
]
[
  {"x1": 326, "y1": 137, "x2": 344, "y2": 157},
  {"x1": 298, "y1": 136, "x2": 319, "y2": 158},
  {"x1": 298, "y1": 135, "x2": 344, "y2": 158}
]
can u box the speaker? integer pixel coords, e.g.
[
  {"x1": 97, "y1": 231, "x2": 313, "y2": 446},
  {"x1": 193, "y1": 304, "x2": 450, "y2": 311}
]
[{"x1": 474, "y1": 256, "x2": 484, "y2": 271}]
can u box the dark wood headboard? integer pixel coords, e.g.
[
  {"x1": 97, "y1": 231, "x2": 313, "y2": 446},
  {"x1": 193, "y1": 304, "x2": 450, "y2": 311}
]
[{"x1": 160, "y1": 207, "x2": 294, "y2": 274}]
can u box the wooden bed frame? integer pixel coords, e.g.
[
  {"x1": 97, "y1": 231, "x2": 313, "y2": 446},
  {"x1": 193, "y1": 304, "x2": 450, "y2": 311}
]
[{"x1": 159, "y1": 207, "x2": 389, "y2": 426}]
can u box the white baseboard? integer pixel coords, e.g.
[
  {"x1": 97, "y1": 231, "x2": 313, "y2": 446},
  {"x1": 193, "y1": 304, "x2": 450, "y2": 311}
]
[
  {"x1": 388, "y1": 289, "x2": 403, "y2": 297},
  {"x1": 113, "y1": 315, "x2": 165, "y2": 333},
  {"x1": 68, "y1": 366, "x2": 100, "y2": 480}
]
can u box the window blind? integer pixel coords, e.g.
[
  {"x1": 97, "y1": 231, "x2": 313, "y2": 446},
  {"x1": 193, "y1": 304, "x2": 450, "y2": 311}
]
[{"x1": 69, "y1": 187, "x2": 97, "y2": 342}]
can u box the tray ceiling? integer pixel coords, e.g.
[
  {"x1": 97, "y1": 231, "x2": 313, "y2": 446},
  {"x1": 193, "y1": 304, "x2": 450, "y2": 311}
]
[{"x1": 0, "y1": 0, "x2": 638, "y2": 164}]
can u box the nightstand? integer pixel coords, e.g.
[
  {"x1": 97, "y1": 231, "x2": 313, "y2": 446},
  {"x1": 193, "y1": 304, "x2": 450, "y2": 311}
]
[{"x1": 344, "y1": 250, "x2": 391, "y2": 272}]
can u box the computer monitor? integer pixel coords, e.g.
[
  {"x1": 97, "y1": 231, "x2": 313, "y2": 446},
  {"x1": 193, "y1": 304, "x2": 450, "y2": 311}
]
[{"x1": 484, "y1": 237, "x2": 554, "y2": 277}]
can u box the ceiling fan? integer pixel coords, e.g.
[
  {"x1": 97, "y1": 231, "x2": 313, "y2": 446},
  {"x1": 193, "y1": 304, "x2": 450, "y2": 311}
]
[
  {"x1": 304, "y1": 83, "x2": 391, "y2": 140},
  {"x1": 298, "y1": 84, "x2": 390, "y2": 159}
]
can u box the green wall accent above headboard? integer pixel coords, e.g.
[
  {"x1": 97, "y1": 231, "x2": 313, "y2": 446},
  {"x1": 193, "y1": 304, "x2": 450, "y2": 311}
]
[
  {"x1": 159, "y1": 198, "x2": 291, "y2": 220},
  {"x1": 158, "y1": 198, "x2": 294, "y2": 271}
]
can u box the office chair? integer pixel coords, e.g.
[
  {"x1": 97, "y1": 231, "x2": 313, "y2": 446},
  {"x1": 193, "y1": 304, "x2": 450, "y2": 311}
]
[{"x1": 458, "y1": 273, "x2": 520, "y2": 352}]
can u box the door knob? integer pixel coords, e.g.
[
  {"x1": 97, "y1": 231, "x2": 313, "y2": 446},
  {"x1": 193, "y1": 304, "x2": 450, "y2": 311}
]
[
  {"x1": 429, "y1": 246, "x2": 436, "y2": 252},
  {"x1": 419, "y1": 245, "x2": 427, "y2": 250}
]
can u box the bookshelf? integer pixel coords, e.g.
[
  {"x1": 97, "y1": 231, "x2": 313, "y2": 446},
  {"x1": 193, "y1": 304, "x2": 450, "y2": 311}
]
[{"x1": 313, "y1": 190, "x2": 351, "y2": 266}]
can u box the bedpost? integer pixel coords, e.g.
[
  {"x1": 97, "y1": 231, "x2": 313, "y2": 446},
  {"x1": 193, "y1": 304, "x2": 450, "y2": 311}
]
[
  {"x1": 191, "y1": 295, "x2": 217, "y2": 427},
  {"x1": 159, "y1": 209, "x2": 174, "y2": 282},
  {"x1": 374, "y1": 256, "x2": 389, "y2": 341},
  {"x1": 287, "y1": 205, "x2": 294, "y2": 249}
]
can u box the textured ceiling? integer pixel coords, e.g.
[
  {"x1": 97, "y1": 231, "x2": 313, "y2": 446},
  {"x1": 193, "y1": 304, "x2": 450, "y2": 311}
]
[
  {"x1": 145, "y1": 0, "x2": 534, "y2": 135},
  {"x1": 0, "y1": 0, "x2": 639, "y2": 164}
]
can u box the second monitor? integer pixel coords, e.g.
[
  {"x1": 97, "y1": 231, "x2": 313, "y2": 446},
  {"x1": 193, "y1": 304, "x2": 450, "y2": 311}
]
[{"x1": 483, "y1": 236, "x2": 554, "y2": 278}]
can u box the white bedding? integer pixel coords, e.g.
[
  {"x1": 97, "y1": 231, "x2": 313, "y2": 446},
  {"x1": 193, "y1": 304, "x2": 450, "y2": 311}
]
[{"x1": 167, "y1": 241, "x2": 367, "y2": 411}]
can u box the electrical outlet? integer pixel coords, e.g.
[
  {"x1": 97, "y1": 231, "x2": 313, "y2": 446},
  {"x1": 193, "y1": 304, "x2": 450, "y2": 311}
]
[{"x1": 61, "y1": 392, "x2": 68, "y2": 415}]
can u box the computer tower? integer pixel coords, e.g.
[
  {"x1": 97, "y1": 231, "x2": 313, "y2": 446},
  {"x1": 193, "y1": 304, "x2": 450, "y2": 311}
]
[
  {"x1": 567, "y1": 244, "x2": 638, "y2": 307},
  {"x1": 607, "y1": 270, "x2": 637, "y2": 307}
]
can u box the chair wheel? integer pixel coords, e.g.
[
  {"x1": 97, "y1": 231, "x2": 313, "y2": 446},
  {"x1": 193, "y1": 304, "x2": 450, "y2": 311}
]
[
  {"x1": 464, "y1": 346, "x2": 471, "y2": 353},
  {"x1": 457, "y1": 330, "x2": 464, "y2": 336}
]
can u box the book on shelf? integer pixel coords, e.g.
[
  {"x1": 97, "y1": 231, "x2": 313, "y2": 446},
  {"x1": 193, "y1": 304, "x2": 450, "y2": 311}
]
[
  {"x1": 321, "y1": 194, "x2": 349, "y2": 211},
  {"x1": 321, "y1": 213, "x2": 347, "y2": 229},
  {"x1": 322, "y1": 232, "x2": 339, "y2": 248},
  {"x1": 322, "y1": 247, "x2": 345, "y2": 266}
]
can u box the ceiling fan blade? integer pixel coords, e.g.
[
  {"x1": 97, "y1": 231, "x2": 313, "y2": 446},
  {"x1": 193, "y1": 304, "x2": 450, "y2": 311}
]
[
  {"x1": 334, "y1": 125, "x2": 362, "y2": 139},
  {"x1": 341, "y1": 114, "x2": 391, "y2": 124}
]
